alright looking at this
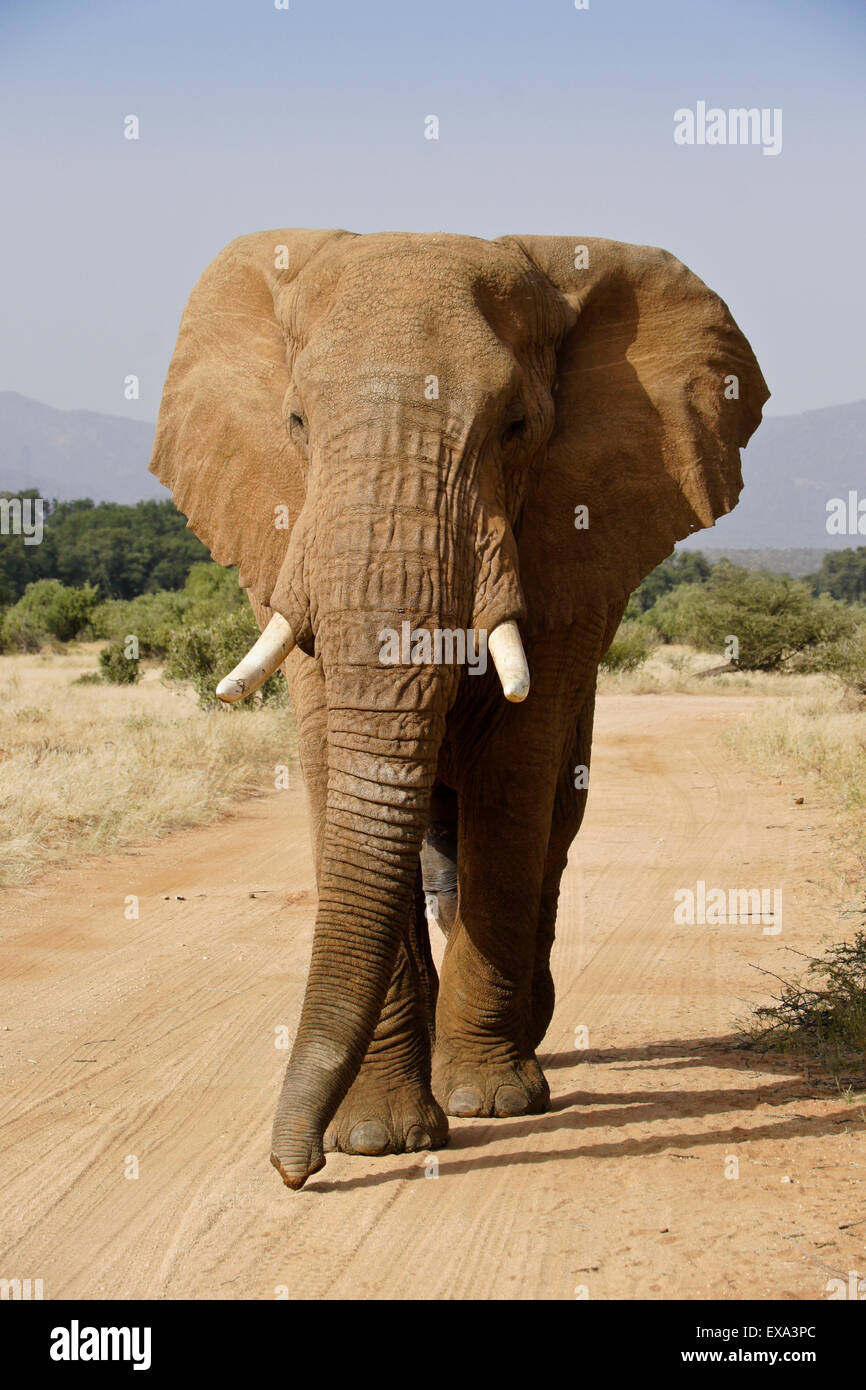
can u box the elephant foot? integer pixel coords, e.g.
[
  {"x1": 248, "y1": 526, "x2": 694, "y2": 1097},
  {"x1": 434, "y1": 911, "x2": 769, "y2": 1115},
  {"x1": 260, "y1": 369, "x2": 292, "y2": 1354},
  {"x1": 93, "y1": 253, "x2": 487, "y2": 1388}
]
[
  {"x1": 324, "y1": 1079, "x2": 449, "y2": 1156},
  {"x1": 432, "y1": 1051, "x2": 550, "y2": 1119},
  {"x1": 269, "y1": 1138, "x2": 326, "y2": 1191}
]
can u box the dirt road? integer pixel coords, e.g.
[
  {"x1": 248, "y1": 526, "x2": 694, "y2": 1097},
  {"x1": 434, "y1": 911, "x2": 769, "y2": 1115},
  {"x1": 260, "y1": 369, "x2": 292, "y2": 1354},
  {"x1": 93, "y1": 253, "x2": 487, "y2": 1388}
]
[{"x1": 1, "y1": 694, "x2": 863, "y2": 1300}]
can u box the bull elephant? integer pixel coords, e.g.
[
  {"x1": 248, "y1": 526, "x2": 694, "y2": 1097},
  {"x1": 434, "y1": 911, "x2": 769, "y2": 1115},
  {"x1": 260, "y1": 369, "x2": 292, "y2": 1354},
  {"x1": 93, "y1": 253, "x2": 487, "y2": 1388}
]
[{"x1": 150, "y1": 229, "x2": 768, "y2": 1190}]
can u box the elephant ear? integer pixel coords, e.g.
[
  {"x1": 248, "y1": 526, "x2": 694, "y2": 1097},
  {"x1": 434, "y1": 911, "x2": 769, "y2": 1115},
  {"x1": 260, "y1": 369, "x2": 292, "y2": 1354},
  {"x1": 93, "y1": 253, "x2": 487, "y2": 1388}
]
[
  {"x1": 496, "y1": 235, "x2": 769, "y2": 631},
  {"x1": 150, "y1": 228, "x2": 353, "y2": 605}
]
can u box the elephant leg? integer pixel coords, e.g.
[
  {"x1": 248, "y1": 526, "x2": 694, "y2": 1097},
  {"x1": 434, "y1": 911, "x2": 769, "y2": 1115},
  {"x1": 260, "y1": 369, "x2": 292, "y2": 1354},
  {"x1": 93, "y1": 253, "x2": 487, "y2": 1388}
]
[
  {"x1": 284, "y1": 641, "x2": 447, "y2": 1156},
  {"x1": 325, "y1": 875, "x2": 448, "y2": 1155},
  {"x1": 530, "y1": 681, "x2": 597, "y2": 1049},
  {"x1": 432, "y1": 760, "x2": 554, "y2": 1118},
  {"x1": 432, "y1": 618, "x2": 608, "y2": 1119}
]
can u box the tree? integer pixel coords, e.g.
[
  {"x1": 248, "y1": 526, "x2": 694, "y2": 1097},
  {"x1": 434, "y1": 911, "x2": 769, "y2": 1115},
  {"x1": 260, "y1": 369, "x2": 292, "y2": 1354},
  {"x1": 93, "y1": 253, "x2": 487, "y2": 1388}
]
[
  {"x1": 1, "y1": 578, "x2": 100, "y2": 648},
  {"x1": 0, "y1": 494, "x2": 211, "y2": 601},
  {"x1": 629, "y1": 550, "x2": 713, "y2": 614},
  {"x1": 812, "y1": 548, "x2": 866, "y2": 604},
  {"x1": 648, "y1": 564, "x2": 855, "y2": 670}
]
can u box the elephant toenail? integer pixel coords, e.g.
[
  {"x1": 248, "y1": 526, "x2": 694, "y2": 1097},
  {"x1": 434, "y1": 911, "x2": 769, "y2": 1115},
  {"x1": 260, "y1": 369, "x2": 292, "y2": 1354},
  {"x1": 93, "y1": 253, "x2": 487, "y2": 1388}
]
[
  {"x1": 494, "y1": 1085, "x2": 530, "y2": 1116},
  {"x1": 447, "y1": 1086, "x2": 484, "y2": 1117},
  {"x1": 347, "y1": 1120, "x2": 391, "y2": 1155},
  {"x1": 406, "y1": 1127, "x2": 432, "y2": 1150}
]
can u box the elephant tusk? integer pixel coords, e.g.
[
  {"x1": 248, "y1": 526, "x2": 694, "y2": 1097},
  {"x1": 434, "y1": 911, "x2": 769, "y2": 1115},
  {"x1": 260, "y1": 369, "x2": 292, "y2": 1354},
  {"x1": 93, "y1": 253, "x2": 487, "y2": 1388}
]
[
  {"x1": 216, "y1": 613, "x2": 296, "y2": 703},
  {"x1": 488, "y1": 620, "x2": 530, "y2": 702}
]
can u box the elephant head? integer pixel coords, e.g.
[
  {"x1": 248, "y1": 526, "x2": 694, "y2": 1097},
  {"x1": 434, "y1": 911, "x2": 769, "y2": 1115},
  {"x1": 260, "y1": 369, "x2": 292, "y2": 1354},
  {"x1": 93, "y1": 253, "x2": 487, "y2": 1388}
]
[{"x1": 151, "y1": 229, "x2": 767, "y2": 1184}]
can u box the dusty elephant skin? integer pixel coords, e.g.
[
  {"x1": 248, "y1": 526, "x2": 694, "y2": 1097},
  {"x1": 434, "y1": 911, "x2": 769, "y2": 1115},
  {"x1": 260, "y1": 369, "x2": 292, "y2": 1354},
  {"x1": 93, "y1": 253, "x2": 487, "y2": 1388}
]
[{"x1": 150, "y1": 229, "x2": 768, "y2": 1190}]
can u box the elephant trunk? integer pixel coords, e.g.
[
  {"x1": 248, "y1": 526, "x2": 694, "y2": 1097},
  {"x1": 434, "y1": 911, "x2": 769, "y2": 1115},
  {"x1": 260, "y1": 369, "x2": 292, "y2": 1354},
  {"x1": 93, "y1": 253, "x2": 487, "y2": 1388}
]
[{"x1": 260, "y1": 434, "x2": 527, "y2": 1188}]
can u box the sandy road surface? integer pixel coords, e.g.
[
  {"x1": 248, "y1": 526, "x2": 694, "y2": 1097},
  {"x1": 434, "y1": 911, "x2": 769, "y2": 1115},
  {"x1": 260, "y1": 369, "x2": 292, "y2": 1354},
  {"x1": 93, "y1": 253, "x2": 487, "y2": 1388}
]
[{"x1": 1, "y1": 694, "x2": 863, "y2": 1301}]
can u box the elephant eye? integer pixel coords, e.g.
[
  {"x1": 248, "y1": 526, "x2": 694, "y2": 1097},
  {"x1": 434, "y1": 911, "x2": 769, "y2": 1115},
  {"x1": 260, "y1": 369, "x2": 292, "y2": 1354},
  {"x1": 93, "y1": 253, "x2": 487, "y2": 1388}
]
[
  {"x1": 501, "y1": 401, "x2": 527, "y2": 444},
  {"x1": 288, "y1": 411, "x2": 308, "y2": 446}
]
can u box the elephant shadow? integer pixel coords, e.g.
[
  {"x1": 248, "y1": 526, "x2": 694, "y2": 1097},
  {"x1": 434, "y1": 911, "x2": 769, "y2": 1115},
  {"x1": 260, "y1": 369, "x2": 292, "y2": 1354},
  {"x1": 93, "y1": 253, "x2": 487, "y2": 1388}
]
[{"x1": 307, "y1": 1034, "x2": 857, "y2": 1192}]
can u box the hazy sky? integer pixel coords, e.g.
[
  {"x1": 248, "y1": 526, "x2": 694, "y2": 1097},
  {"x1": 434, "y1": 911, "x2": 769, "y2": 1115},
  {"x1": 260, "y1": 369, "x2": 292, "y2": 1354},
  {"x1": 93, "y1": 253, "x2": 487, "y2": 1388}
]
[{"x1": 1, "y1": 0, "x2": 863, "y2": 422}]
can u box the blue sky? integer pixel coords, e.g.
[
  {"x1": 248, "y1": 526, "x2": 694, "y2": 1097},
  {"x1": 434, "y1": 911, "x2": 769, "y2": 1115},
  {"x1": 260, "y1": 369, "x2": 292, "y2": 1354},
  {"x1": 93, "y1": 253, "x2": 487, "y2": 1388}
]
[{"x1": 1, "y1": 0, "x2": 863, "y2": 421}]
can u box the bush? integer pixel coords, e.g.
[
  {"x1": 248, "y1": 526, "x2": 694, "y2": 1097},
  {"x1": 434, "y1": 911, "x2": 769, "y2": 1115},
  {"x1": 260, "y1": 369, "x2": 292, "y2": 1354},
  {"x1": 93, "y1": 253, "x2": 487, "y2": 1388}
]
[
  {"x1": 98, "y1": 640, "x2": 141, "y2": 684},
  {"x1": 1, "y1": 578, "x2": 100, "y2": 649},
  {"x1": 803, "y1": 621, "x2": 866, "y2": 695},
  {"x1": 88, "y1": 563, "x2": 246, "y2": 658},
  {"x1": 629, "y1": 550, "x2": 713, "y2": 614},
  {"x1": 646, "y1": 565, "x2": 855, "y2": 671},
  {"x1": 182, "y1": 561, "x2": 248, "y2": 613},
  {"x1": 600, "y1": 621, "x2": 657, "y2": 672},
  {"x1": 747, "y1": 930, "x2": 866, "y2": 1082},
  {"x1": 1, "y1": 611, "x2": 44, "y2": 653},
  {"x1": 645, "y1": 583, "x2": 704, "y2": 645},
  {"x1": 90, "y1": 589, "x2": 189, "y2": 658},
  {"x1": 165, "y1": 608, "x2": 288, "y2": 710}
]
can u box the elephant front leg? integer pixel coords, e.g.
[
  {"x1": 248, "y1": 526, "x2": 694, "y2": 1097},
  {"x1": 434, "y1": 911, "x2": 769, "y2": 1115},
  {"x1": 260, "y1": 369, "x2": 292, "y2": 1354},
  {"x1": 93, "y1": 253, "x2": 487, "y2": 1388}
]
[
  {"x1": 432, "y1": 623, "x2": 606, "y2": 1118},
  {"x1": 432, "y1": 766, "x2": 556, "y2": 1119},
  {"x1": 530, "y1": 683, "x2": 597, "y2": 1049},
  {"x1": 324, "y1": 880, "x2": 448, "y2": 1156}
]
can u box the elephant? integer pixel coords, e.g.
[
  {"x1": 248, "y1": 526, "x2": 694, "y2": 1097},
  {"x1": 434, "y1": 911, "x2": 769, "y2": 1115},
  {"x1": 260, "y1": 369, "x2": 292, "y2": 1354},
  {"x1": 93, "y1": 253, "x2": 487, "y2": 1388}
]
[{"x1": 150, "y1": 229, "x2": 768, "y2": 1190}]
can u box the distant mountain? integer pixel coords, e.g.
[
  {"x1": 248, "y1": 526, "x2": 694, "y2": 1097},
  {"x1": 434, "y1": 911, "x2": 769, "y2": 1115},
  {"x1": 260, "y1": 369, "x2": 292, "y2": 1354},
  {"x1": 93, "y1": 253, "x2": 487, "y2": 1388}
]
[
  {"x1": 1, "y1": 391, "x2": 864, "y2": 547},
  {"x1": 0, "y1": 392, "x2": 164, "y2": 504},
  {"x1": 680, "y1": 399, "x2": 866, "y2": 552}
]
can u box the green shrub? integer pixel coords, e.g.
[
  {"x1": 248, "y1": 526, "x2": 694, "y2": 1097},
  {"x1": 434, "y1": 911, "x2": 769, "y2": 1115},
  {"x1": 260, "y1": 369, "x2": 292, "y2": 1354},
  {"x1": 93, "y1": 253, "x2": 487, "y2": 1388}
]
[
  {"x1": 803, "y1": 622, "x2": 866, "y2": 695},
  {"x1": 645, "y1": 583, "x2": 703, "y2": 644},
  {"x1": 165, "y1": 608, "x2": 288, "y2": 710},
  {"x1": 630, "y1": 550, "x2": 713, "y2": 614},
  {"x1": 601, "y1": 620, "x2": 657, "y2": 672},
  {"x1": 88, "y1": 563, "x2": 246, "y2": 658},
  {"x1": 747, "y1": 930, "x2": 866, "y2": 1082},
  {"x1": 1, "y1": 578, "x2": 99, "y2": 648},
  {"x1": 646, "y1": 565, "x2": 854, "y2": 671},
  {"x1": 182, "y1": 561, "x2": 248, "y2": 613},
  {"x1": 1, "y1": 611, "x2": 44, "y2": 653},
  {"x1": 90, "y1": 589, "x2": 188, "y2": 658},
  {"x1": 98, "y1": 640, "x2": 141, "y2": 684}
]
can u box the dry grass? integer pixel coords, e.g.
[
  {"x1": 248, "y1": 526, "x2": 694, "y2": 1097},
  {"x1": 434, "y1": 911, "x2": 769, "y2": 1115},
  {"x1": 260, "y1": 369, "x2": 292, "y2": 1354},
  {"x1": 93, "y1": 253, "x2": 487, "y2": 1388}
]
[
  {"x1": 601, "y1": 644, "x2": 866, "y2": 864},
  {"x1": 598, "y1": 643, "x2": 833, "y2": 697},
  {"x1": 721, "y1": 681, "x2": 866, "y2": 856},
  {"x1": 0, "y1": 644, "x2": 295, "y2": 887},
  {"x1": 3, "y1": 640, "x2": 862, "y2": 890}
]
